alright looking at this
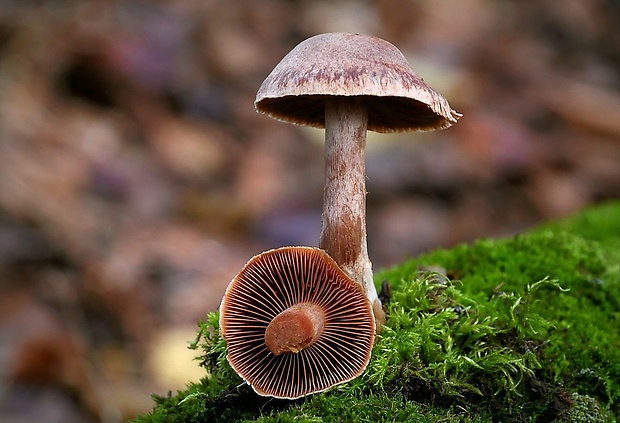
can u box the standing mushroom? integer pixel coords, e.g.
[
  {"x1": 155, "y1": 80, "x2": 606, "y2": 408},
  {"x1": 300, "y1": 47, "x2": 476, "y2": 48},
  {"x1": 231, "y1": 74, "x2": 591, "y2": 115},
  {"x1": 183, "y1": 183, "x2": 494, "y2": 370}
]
[
  {"x1": 255, "y1": 33, "x2": 461, "y2": 327},
  {"x1": 219, "y1": 246, "x2": 375, "y2": 399}
]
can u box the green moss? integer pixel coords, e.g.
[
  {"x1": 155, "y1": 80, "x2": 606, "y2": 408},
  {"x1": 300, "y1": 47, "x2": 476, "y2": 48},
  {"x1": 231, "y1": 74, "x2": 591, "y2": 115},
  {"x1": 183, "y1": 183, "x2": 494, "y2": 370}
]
[{"x1": 133, "y1": 201, "x2": 620, "y2": 422}]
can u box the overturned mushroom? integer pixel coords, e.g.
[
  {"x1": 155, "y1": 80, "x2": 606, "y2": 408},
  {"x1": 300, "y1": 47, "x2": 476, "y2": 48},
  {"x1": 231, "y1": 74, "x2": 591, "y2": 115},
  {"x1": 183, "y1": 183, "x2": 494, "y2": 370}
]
[
  {"x1": 255, "y1": 33, "x2": 461, "y2": 328},
  {"x1": 219, "y1": 246, "x2": 375, "y2": 399}
]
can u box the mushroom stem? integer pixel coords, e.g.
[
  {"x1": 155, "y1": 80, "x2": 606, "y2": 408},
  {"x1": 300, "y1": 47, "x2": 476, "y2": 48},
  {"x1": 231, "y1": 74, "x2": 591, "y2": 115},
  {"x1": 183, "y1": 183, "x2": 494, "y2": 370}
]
[
  {"x1": 265, "y1": 302, "x2": 325, "y2": 355},
  {"x1": 319, "y1": 97, "x2": 386, "y2": 328}
]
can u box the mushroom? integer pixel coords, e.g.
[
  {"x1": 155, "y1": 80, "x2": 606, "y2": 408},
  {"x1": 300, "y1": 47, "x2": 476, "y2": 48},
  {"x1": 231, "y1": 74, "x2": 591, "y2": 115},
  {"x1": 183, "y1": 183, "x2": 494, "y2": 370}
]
[
  {"x1": 219, "y1": 246, "x2": 375, "y2": 399},
  {"x1": 255, "y1": 33, "x2": 461, "y2": 328}
]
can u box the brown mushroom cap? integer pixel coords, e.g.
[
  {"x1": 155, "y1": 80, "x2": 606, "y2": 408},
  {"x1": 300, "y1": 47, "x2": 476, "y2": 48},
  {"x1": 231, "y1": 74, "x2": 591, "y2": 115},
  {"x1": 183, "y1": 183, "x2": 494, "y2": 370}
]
[
  {"x1": 219, "y1": 246, "x2": 375, "y2": 399},
  {"x1": 255, "y1": 32, "x2": 461, "y2": 133}
]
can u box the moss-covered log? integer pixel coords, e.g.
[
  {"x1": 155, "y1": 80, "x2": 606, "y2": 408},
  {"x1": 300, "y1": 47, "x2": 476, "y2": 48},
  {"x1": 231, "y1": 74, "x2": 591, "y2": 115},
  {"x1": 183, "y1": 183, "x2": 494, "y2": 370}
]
[{"x1": 133, "y1": 201, "x2": 619, "y2": 422}]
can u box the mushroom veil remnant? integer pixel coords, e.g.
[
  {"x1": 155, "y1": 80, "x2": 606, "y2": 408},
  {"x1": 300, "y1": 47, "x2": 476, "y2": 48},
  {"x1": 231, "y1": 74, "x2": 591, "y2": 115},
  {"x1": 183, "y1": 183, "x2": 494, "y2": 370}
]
[
  {"x1": 255, "y1": 33, "x2": 461, "y2": 328},
  {"x1": 219, "y1": 247, "x2": 375, "y2": 399}
]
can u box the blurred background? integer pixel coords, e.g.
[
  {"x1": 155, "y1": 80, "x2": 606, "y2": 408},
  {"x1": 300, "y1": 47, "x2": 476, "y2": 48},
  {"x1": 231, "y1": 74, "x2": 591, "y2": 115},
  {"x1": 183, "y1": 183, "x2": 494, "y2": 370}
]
[{"x1": 0, "y1": 0, "x2": 618, "y2": 422}]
